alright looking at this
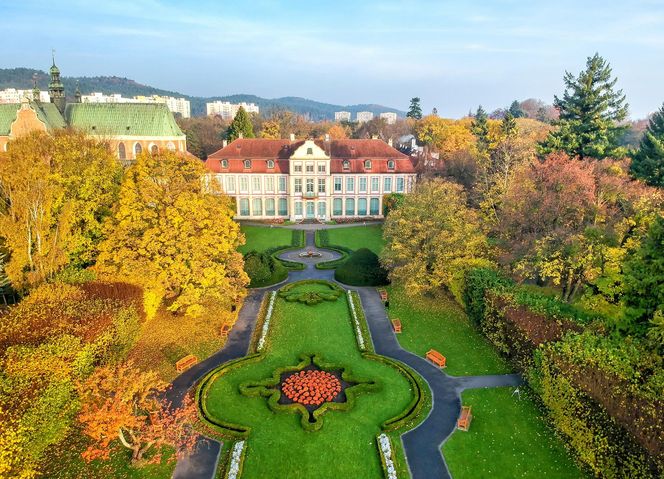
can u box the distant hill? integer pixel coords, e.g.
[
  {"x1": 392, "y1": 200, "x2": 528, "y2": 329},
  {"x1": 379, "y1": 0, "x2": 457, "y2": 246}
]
[{"x1": 0, "y1": 67, "x2": 405, "y2": 120}]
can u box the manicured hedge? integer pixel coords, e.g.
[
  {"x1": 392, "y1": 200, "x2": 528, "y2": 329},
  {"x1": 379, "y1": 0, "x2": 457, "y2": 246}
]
[
  {"x1": 244, "y1": 251, "x2": 288, "y2": 288},
  {"x1": 265, "y1": 229, "x2": 306, "y2": 271},
  {"x1": 314, "y1": 229, "x2": 352, "y2": 270},
  {"x1": 462, "y1": 267, "x2": 664, "y2": 477},
  {"x1": 335, "y1": 248, "x2": 389, "y2": 286}
]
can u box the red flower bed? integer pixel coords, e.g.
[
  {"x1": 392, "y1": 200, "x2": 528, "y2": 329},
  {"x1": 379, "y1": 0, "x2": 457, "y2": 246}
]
[{"x1": 281, "y1": 370, "x2": 342, "y2": 406}]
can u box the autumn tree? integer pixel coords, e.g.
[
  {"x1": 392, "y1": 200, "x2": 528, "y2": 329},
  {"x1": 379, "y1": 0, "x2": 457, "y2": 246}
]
[
  {"x1": 540, "y1": 53, "x2": 629, "y2": 159},
  {"x1": 177, "y1": 115, "x2": 227, "y2": 159},
  {"x1": 381, "y1": 179, "x2": 493, "y2": 300},
  {"x1": 0, "y1": 131, "x2": 121, "y2": 291},
  {"x1": 631, "y1": 103, "x2": 664, "y2": 187},
  {"x1": 77, "y1": 362, "x2": 197, "y2": 465},
  {"x1": 327, "y1": 124, "x2": 349, "y2": 139},
  {"x1": 407, "y1": 97, "x2": 422, "y2": 120},
  {"x1": 259, "y1": 119, "x2": 281, "y2": 139},
  {"x1": 96, "y1": 150, "x2": 248, "y2": 317},
  {"x1": 226, "y1": 106, "x2": 255, "y2": 141}
]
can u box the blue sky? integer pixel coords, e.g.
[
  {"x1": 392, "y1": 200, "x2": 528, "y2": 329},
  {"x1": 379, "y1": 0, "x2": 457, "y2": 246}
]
[{"x1": 1, "y1": 0, "x2": 663, "y2": 118}]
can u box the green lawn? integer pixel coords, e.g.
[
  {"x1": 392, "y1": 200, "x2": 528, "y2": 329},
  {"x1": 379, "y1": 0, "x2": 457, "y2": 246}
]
[
  {"x1": 239, "y1": 225, "x2": 294, "y2": 254},
  {"x1": 324, "y1": 225, "x2": 385, "y2": 254},
  {"x1": 387, "y1": 285, "x2": 511, "y2": 376},
  {"x1": 443, "y1": 387, "x2": 585, "y2": 478},
  {"x1": 201, "y1": 281, "x2": 419, "y2": 478}
]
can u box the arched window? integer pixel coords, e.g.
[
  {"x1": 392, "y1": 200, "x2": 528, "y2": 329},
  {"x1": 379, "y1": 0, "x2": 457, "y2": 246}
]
[
  {"x1": 221, "y1": 159, "x2": 229, "y2": 168},
  {"x1": 387, "y1": 160, "x2": 395, "y2": 170},
  {"x1": 342, "y1": 160, "x2": 350, "y2": 170},
  {"x1": 364, "y1": 159, "x2": 372, "y2": 170},
  {"x1": 166, "y1": 141, "x2": 176, "y2": 151},
  {"x1": 117, "y1": 142, "x2": 126, "y2": 160},
  {"x1": 150, "y1": 144, "x2": 158, "y2": 155},
  {"x1": 244, "y1": 159, "x2": 252, "y2": 169},
  {"x1": 267, "y1": 159, "x2": 275, "y2": 169},
  {"x1": 134, "y1": 142, "x2": 142, "y2": 156},
  {"x1": 345, "y1": 198, "x2": 355, "y2": 216}
]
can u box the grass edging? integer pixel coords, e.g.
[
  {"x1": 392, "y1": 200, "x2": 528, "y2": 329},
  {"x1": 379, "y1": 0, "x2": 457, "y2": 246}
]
[{"x1": 269, "y1": 230, "x2": 306, "y2": 271}]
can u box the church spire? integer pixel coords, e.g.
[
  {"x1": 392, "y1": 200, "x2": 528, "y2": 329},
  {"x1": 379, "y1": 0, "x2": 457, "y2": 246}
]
[
  {"x1": 74, "y1": 81, "x2": 81, "y2": 103},
  {"x1": 48, "y1": 49, "x2": 66, "y2": 114},
  {"x1": 32, "y1": 73, "x2": 40, "y2": 102}
]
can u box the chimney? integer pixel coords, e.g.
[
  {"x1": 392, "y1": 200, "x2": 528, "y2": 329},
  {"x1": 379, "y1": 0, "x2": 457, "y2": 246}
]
[
  {"x1": 222, "y1": 139, "x2": 228, "y2": 147},
  {"x1": 289, "y1": 133, "x2": 295, "y2": 141},
  {"x1": 371, "y1": 135, "x2": 378, "y2": 140},
  {"x1": 411, "y1": 137, "x2": 417, "y2": 149},
  {"x1": 239, "y1": 132, "x2": 244, "y2": 139},
  {"x1": 324, "y1": 133, "x2": 330, "y2": 142},
  {"x1": 388, "y1": 138, "x2": 393, "y2": 147}
]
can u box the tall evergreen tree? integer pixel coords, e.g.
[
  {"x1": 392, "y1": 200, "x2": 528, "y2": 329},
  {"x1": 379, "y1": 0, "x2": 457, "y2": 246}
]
[
  {"x1": 631, "y1": 104, "x2": 664, "y2": 187},
  {"x1": 471, "y1": 105, "x2": 490, "y2": 152},
  {"x1": 540, "y1": 53, "x2": 629, "y2": 160},
  {"x1": 501, "y1": 111, "x2": 518, "y2": 136},
  {"x1": 226, "y1": 106, "x2": 255, "y2": 141},
  {"x1": 508, "y1": 100, "x2": 525, "y2": 118},
  {"x1": 407, "y1": 97, "x2": 422, "y2": 120}
]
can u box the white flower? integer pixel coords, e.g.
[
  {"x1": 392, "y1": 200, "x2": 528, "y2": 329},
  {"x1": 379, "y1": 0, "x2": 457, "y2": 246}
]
[
  {"x1": 227, "y1": 441, "x2": 245, "y2": 479},
  {"x1": 378, "y1": 434, "x2": 397, "y2": 479},
  {"x1": 257, "y1": 292, "x2": 276, "y2": 351}
]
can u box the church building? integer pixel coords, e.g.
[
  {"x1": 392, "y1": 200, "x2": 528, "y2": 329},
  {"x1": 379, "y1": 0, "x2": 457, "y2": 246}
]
[
  {"x1": 205, "y1": 137, "x2": 417, "y2": 221},
  {"x1": 0, "y1": 56, "x2": 187, "y2": 163}
]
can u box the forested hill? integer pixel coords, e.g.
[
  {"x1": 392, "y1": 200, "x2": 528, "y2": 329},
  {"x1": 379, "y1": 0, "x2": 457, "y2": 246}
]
[{"x1": 0, "y1": 67, "x2": 405, "y2": 119}]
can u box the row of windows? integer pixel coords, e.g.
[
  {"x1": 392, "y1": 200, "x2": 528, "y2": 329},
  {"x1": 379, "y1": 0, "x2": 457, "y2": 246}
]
[
  {"x1": 220, "y1": 159, "x2": 397, "y2": 172},
  {"x1": 117, "y1": 141, "x2": 176, "y2": 160},
  {"x1": 220, "y1": 175, "x2": 408, "y2": 194},
  {"x1": 236, "y1": 197, "x2": 382, "y2": 217}
]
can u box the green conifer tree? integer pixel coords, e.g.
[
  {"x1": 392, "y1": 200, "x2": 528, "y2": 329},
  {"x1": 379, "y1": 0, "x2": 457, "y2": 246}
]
[
  {"x1": 540, "y1": 53, "x2": 629, "y2": 160},
  {"x1": 226, "y1": 106, "x2": 255, "y2": 141},
  {"x1": 471, "y1": 105, "x2": 490, "y2": 153},
  {"x1": 631, "y1": 104, "x2": 664, "y2": 187},
  {"x1": 407, "y1": 97, "x2": 422, "y2": 120},
  {"x1": 508, "y1": 100, "x2": 525, "y2": 118}
]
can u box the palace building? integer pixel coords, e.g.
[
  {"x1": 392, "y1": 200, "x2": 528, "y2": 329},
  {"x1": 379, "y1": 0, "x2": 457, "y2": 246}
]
[
  {"x1": 0, "y1": 57, "x2": 187, "y2": 162},
  {"x1": 205, "y1": 137, "x2": 417, "y2": 221}
]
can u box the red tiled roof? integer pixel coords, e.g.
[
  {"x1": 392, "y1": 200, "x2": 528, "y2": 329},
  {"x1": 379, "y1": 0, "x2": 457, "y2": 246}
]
[{"x1": 205, "y1": 138, "x2": 415, "y2": 174}]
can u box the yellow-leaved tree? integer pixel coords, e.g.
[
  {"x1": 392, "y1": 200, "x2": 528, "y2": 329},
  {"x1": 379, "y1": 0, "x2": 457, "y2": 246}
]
[
  {"x1": 0, "y1": 131, "x2": 121, "y2": 291},
  {"x1": 96, "y1": 150, "x2": 248, "y2": 317},
  {"x1": 381, "y1": 178, "x2": 494, "y2": 302}
]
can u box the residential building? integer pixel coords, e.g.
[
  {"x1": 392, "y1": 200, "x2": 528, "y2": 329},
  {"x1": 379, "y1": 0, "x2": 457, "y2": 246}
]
[
  {"x1": 0, "y1": 88, "x2": 50, "y2": 103},
  {"x1": 0, "y1": 58, "x2": 187, "y2": 164},
  {"x1": 205, "y1": 137, "x2": 417, "y2": 221},
  {"x1": 379, "y1": 112, "x2": 397, "y2": 125},
  {"x1": 356, "y1": 111, "x2": 374, "y2": 123},
  {"x1": 334, "y1": 111, "x2": 351, "y2": 122},
  {"x1": 206, "y1": 101, "x2": 259, "y2": 120},
  {"x1": 81, "y1": 92, "x2": 191, "y2": 118}
]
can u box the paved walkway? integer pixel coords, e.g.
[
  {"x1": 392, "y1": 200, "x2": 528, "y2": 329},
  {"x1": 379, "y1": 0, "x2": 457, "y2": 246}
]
[{"x1": 171, "y1": 231, "x2": 522, "y2": 478}]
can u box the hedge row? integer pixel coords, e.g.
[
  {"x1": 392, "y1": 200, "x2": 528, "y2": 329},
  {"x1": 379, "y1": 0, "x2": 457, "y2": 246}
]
[
  {"x1": 314, "y1": 230, "x2": 352, "y2": 270},
  {"x1": 264, "y1": 229, "x2": 306, "y2": 271},
  {"x1": 335, "y1": 248, "x2": 389, "y2": 286},
  {"x1": 347, "y1": 290, "x2": 374, "y2": 353},
  {"x1": 463, "y1": 267, "x2": 663, "y2": 477}
]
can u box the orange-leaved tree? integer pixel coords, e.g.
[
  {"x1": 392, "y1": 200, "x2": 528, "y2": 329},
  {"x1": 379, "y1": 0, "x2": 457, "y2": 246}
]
[{"x1": 77, "y1": 362, "x2": 197, "y2": 466}]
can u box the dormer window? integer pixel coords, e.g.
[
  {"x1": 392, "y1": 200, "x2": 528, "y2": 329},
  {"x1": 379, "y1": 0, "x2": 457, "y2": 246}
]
[
  {"x1": 244, "y1": 159, "x2": 252, "y2": 169},
  {"x1": 221, "y1": 159, "x2": 229, "y2": 168},
  {"x1": 387, "y1": 160, "x2": 395, "y2": 170},
  {"x1": 342, "y1": 160, "x2": 350, "y2": 170},
  {"x1": 307, "y1": 147, "x2": 313, "y2": 155},
  {"x1": 364, "y1": 159, "x2": 372, "y2": 170},
  {"x1": 267, "y1": 159, "x2": 275, "y2": 169}
]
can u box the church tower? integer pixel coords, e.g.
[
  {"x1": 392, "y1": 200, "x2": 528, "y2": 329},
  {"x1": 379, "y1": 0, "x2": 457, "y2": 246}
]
[{"x1": 48, "y1": 51, "x2": 66, "y2": 114}]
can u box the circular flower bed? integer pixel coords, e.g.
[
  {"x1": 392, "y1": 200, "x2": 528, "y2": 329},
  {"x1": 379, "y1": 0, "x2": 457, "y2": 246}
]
[{"x1": 281, "y1": 370, "x2": 342, "y2": 406}]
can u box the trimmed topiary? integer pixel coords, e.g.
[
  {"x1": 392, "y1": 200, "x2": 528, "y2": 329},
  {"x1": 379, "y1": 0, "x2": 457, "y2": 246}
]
[
  {"x1": 244, "y1": 250, "x2": 287, "y2": 288},
  {"x1": 335, "y1": 248, "x2": 389, "y2": 286}
]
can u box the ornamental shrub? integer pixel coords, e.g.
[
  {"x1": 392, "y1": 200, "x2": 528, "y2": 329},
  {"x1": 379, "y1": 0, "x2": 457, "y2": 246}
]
[
  {"x1": 335, "y1": 248, "x2": 389, "y2": 286},
  {"x1": 462, "y1": 267, "x2": 513, "y2": 325},
  {"x1": 244, "y1": 251, "x2": 287, "y2": 287}
]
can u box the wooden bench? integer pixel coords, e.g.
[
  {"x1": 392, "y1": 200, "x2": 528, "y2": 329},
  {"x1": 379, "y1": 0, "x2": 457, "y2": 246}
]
[
  {"x1": 391, "y1": 318, "x2": 402, "y2": 333},
  {"x1": 220, "y1": 323, "x2": 231, "y2": 338},
  {"x1": 425, "y1": 349, "x2": 446, "y2": 368},
  {"x1": 175, "y1": 354, "x2": 198, "y2": 372},
  {"x1": 378, "y1": 289, "x2": 388, "y2": 302},
  {"x1": 457, "y1": 406, "x2": 473, "y2": 431}
]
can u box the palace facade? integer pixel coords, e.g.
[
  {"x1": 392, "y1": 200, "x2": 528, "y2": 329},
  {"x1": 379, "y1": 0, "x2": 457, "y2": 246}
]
[
  {"x1": 0, "y1": 58, "x2": 187, "y2": 162},
  {"x1": 205, "y1": 138, "x2": 417, "y2": 221}
]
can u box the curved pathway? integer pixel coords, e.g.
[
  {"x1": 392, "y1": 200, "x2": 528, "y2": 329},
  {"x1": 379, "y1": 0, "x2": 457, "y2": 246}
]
[{"x1": 171, "y1": 230, "x2": 522, "y2": 479}]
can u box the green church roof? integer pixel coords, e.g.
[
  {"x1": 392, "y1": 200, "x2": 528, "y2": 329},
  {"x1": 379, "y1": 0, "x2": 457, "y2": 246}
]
[
  {"x1": 0, "y1": 102, "x2": 66, "y2": 136},
  {"x1": 65, "y1": 103, "x2": 184, "y2": 137}
]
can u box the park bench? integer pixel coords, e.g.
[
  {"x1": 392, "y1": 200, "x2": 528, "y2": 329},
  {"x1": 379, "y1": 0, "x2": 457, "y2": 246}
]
[
  {"x1": 378, "y1": 289, "x2": 388, "y2": 302},
  {"x1": 457, "y1": 406, "x2": 473, "y2": 431},
  {"x1": 175, "y1": 354, "x2": 198, "y2": 373},
  {"x1": 220, "y1": 323, "x2": 231, "y2": 338},
  {"x1": 391, "y1": 318, "x2": 402, "y2": 333},
  {"x1": 425, "y1": 349, "x2": 446, "y2": 368}
]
